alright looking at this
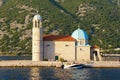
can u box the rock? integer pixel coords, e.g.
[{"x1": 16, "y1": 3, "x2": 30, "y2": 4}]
[
  {"x1": 0, "y1": 0, "x2": 3, "y2": 6},
  {"x1": 55, "y1": 0, "x2": 64, "y2": 3},
  {"x1": 76, "y1": 3, "x2": 96, "y2": 17}
]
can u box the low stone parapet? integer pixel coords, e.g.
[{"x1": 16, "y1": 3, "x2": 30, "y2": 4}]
[
  {"x1": 84, "y1": 61, "x2": 120, "y2": 68},
  {"x1": 0, "y1": 60, "x2": 120, "y2": 68},
  {"x1": 0, "y1": 60, "x2": 63, "y2": 67}
]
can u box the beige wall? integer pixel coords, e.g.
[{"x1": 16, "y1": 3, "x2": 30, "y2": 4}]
[
  {"x1": 77, "y1": 39, "x2": 88, "y2": 46},
  {"x1": 76, "y1": 46, "x2": 90, "y2": 61},
  {"x1": 32, "y1": 15, "x2": 43, "y2": 61},
  {"x1": 43, "y1": 41, "x2": 75, "y2": 61},
  {"x1": 32, "y1": 28, "x2": 43, "y2": 61},
  {"x1": 43, "y1": 41, "x2": 55, "y2": 60}
]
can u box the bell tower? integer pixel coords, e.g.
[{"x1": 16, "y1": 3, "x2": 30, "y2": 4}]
[{"x1": 32, "y1": 14, "x2": 43, "y2": 61}]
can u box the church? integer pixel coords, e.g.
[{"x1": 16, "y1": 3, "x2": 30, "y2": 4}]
[{"x1": 32, "y1": 14, "x2": 102, "y2": 62}]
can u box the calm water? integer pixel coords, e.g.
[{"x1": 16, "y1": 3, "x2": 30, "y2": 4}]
[
  {"x1": 0, "y1": 67, "x2": 120, "y2": 80},
  {"x1": 0, "y1": 56, "x2": 32, "y2": 60},
  {"x1": 0, "y1": 56, "x2": 120, "y2": 80}
]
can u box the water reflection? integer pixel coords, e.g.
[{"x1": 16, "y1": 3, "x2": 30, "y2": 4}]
[
  {"x1": 0, "y1": 67, "x2": 120, "y2": 80},
  {"x1": 72, "y1": 68, "x2": 105, "y2": 80},
  {"x1": 71, "y1": 68, "x2": 120, "y2": 80},
  {"x1": 30, "y1": 67, "x2": 41, "y2": 80},
  {"x1": 39, "y1": 67, "x2": 56, "y2": 80},
  {"x1": 30, "y1": 67, "x2": 57, "y2": 80},
  {"x1": 0, "y1": 68, "x2": 30, "y2": 80},
  {"x1": 30, "y1": 67, "x2": 72, "y2": 80}
]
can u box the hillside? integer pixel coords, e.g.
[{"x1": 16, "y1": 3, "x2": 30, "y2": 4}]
[{"x1": 0, "y1": 0, "x2": 120, "y2": 55}]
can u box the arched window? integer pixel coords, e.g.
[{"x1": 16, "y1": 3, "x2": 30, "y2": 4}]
[
  {"x1": 38, "y1": 21, "x2": 40, "y2": 28},
  {"x1": 35, "y1": 20, "x2": 37, "y2": 28},
  {"x1": 80, "y1": 41, "x2": 82, "y2": 45}
]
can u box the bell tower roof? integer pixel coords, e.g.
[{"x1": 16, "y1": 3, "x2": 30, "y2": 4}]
[
  {"x1": 33, "y1": 14, "x2": 42, "y2": 21},
  {"x1": 33, "y1": 14, "x2": 42, "y2": 28}
]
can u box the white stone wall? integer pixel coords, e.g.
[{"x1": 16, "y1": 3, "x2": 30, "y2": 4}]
[
  {"x1": 43, "y1": 41, "x2": 55, "y2": 60},
  {"x1": 32, "y1": 28, "x2": 40, "y2": 61},
  {"x1": 76, "y1": 46, "x2": 90, "y2": 61},
  {"x1": 32, "y1": 18, "x2": 43, "y2": 61},
  {"x1": 43, "y1": 41, "x2": 75, "y2": 61},
  {"x1": 55, "y1": 41, "x2": 75, "y2": 61},
  {"x1": 32, "y1": 28, "x2": 43, "y2": 61}
]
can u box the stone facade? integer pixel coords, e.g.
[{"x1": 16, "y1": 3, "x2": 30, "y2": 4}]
[
  {"x1": 32, "y1": 15, "x2": 43, "y2": 61},
  {"x1": 32, "y1": 14, "x2": 101, "y2": 62},
  {"x1": 76, "y1": 46, "x2": 90, "y2": 61},
  {"x1": 43, "y1": 41, "x2": 75, "y2": 61}
]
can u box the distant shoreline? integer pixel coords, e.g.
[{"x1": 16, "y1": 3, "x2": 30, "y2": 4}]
[
  {"x1": 0, "y1": 55, "x2": 31, "y2": 56},
  {"x1": 0, "y1": 54, "x2": 31, "y2": 56}
]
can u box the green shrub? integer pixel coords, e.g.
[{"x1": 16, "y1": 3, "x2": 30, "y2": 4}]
[{"x1": 59, "y1": 58, "x2": 65, "y2": 62}]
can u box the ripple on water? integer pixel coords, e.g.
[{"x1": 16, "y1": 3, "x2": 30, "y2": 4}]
[{"x1": 0, "y1": 67, "x2": 120, "y2": 80}]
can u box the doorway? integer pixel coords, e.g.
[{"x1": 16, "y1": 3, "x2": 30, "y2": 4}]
[{"x1": 55, "y1": 56, "x2": 59, "y2": 61}]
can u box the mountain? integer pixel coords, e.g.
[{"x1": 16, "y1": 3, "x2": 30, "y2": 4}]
[{"x1": 0, "y1": 0, "x2": 120, "y2": 55}]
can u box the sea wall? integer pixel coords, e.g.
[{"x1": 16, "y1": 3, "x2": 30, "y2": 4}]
[
  {"x1": 102, "y1": 54, "x2": 120, "y2": 61},
  {"x1": 84, "y1": 61, "x2": 120, "y2": 68},
  {"x1": 0, "y1": 60, "x2": 63, "y2": 67},
  {"x1": 0, "y1": 60, "x2": 120, "y2": 68}
]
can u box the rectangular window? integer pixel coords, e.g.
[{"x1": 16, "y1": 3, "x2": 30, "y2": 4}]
[
  {"x1": 65, "y1": 44, "x2": 69, "y2": 47},
  {"x1": 80, "y1": 41, "x2": 82, "y2": 45},
  {"x1": 47, "y1": 44, "x2": 50, "y2": 47}
]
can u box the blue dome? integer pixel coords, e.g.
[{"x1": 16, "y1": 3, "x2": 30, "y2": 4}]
[{"x1": 71, "y1": 28, "x2": 88, "y2": 40}]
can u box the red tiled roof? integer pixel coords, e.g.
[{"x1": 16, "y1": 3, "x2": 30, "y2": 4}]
[
  {"x1": 93, "y1": 45, "x2": 99, "y2": 48},
  {"x1": 43, "y1": 35, "x2": 76, "y2": 41}
]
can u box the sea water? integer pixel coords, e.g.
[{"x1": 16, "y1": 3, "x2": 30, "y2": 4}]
[
  {"x1": 0, "y1": 56, "x2": 120, "y2": 80},
  {"x1": 0, "y1": 67, "x2": 120, "y2": 80}
]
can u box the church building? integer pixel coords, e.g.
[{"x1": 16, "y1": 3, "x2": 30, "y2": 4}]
[{"x1": 32, "y1": 14, "x2": 102, "y2": 62}]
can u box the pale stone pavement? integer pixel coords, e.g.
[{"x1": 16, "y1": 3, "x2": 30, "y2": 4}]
[{"x1": 0, "y1": 60, "x2": 120, "y2": 68}]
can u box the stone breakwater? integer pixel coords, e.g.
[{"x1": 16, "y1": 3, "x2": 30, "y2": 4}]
[
  {"x1": 0, "y1": 60, "x2": 63, "y2": 67},
  {"x1": 83, "y1": 61, "x2": 120, "y2": 68},
  {"x1": 0, "y1": 60, "x2": 120, "y2": 68}
]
